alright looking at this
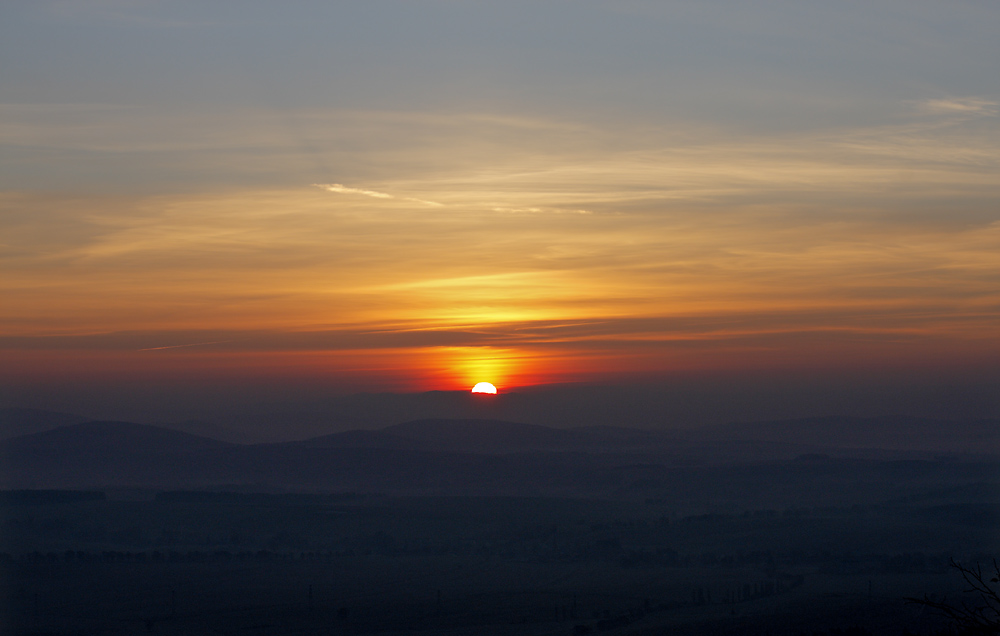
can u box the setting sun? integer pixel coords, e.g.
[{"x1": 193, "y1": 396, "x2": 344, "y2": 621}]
[{"x1": 471, "y1": 382, "x2": 498, "y2": 394}]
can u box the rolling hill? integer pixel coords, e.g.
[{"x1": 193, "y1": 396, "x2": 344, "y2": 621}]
[{"x1": 0, "y1": 407, "x2": 91, "y2": 440}]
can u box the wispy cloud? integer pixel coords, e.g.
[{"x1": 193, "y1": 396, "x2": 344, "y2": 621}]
[
  {"x1": 917, "y1": 98, "x2": 999, "y2": 117},
  {"x1": 138, "y1": 340, "x2": 233, "y2": 351},
  {"x1": 4, "y1": 103, "x2": 1000, "y2": 372},
  {"x1": 314, "y1": 183, "x2": 443, "y2": 207},
  {"x1": 314, "y1": 183, "x2": 394, "y2": 199},
  {"x1": 493, "y1": 206, "x2": 592, "y2": 215}
]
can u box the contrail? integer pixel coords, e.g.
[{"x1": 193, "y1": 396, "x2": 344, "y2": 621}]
[{"x1": 138, "y1": 340, "x2": 233, "y2": 351}]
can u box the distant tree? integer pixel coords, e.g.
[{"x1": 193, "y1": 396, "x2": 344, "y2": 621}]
[{"x1": 906, "y1": 558, "x2": 1000, "y2": 634}]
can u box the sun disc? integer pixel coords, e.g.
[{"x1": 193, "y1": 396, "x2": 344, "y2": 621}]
[{"x1": 471, "y1": 382, "x2": 497, "y2": 394}]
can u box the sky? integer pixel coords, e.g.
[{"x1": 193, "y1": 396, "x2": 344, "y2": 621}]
[{"x1": 2, "y1": 1, "x2": 999, "y2": 426}]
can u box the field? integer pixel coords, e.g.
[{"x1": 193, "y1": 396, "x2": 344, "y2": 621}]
[{"x1": 3, "y1": 491, "x2": 996, "y2": 635}]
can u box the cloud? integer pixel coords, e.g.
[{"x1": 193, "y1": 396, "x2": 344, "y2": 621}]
[
  {"x1": 314, "y1": 183, "x2": 394, "y2": 199},
  {"x1": 313, "y1": 183, "x2": 442, "y2": 207},
  {"x1": 4, "y1": 103, "x2": 999, "y2": 368},
  {"x1": 917, "y1": 98, "x2": 999, "y2": 117},
  {"x1": 493, "y1": 206, "x2": 592, "y2": 215},
  {"x1": 137, "y1": 340, "x2": 233, "y2": 351},
  {"x1": 5, "y1": 104, "x2": 997, "y2": 204}
]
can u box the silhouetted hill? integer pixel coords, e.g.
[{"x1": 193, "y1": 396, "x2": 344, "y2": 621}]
[
  {"x1": 0, "y1": 407, "x2": 90, "y2": 440},
  {"x1": 382, "y1": 418, "x2": 575, "y2": 452},
  {"x1": 288, "y1": 428, "x2": 424, "y2": 450},
  {"x1": 0, "y1": 421, "x2": 234, "y2": 489},
  {"x1": 3, "y1": 417, "x2": 994, "y2": 498},
  {"x1": 295, "y1": 419, "x2": 679, "y2": 454},
  {"x1": 2, "y1": 420, "x2": 232, "y2": 455},
  {"x1": 692, "y1": 416, "x2": 1000, "y2": 454},
  {"x1": 0, "y1": 407, "x2": 256, "y2": 443},
  {"x1": 566, "y1": 425, "x2": 666, "y2": 447},
  {"x1": 149, "y1": 418, "x2": 259, "y2": 444}
]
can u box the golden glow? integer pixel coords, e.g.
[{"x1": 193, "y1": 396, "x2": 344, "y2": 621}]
[
  {"x1": 471, "y1": 382, "x2": 498, "y2": 394},
  {"x1": 432, "y1": 347, "x2": 519, "y2": 391},
  {"x1": 3, "y1": 107, "x2": 1000, "y2": 388}
]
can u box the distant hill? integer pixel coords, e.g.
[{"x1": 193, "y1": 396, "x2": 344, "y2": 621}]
[
  {"x1": 2, "y1": 420, "x2": 232, "y2": 455},
  {"x1": 294, "y1": 419, "x2": 676, "y2": 454},
  {"x1": 147, "y1": 419, "x2": 259, "y2": 444},
  {"x1": 0, "y1": 417, "x2": 814, "y2": 491},
  {"x1": 0, "y1": 408, "x2": 90, "y2": 440},
  {"x1": 288, "y1": 428, "x2": 424, "y2": 450},
  {"x1": 382, "y1": 418, "x2": 575, "y2": 453},
  {"x1": 691, "y1": 416, "x2": 1000, "y2": 454},
  {"x1": 0, "y1": 407, "x2": 256, "y2": 444},
  {"x1": 0, "y1": 421, "x2": 234, "y2": 489},
  {"x1": 2, "y1": 417, "x2": 994, "y2": 495}
]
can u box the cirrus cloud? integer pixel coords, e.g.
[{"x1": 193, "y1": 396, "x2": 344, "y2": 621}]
[{"x1": 313, "y1": 183, "x2": 443, "y2": 207}]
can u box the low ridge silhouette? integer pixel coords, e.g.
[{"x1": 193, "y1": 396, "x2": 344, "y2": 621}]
[{"x1": 0, "y1": 407, "x2": 91, "y2": 440}]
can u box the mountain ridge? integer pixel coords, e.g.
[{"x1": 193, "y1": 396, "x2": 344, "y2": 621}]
[{"x1": 1, "y1": 417, "x2": 995, "y2": 494}]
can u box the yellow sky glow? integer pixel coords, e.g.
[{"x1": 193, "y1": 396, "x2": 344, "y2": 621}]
[{"x1": 2, "y1": 104, "x2": 999, "y2": 389}]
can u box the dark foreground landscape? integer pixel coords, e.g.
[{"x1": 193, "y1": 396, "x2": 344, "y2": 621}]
[{"x1": 1, "y1": 409, "x2": 998, "y2": 635}]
